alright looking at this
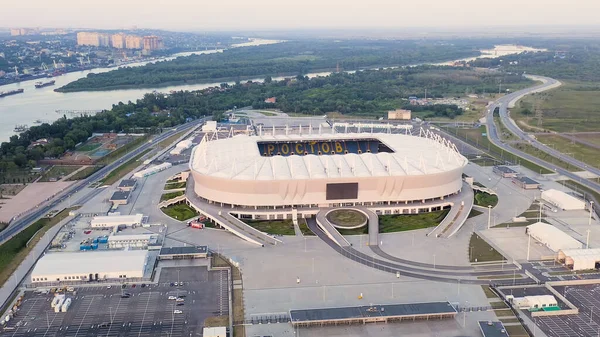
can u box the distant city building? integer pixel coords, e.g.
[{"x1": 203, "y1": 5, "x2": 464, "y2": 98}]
[
  {"x1": 142, "y1": 36, "x2": 164, "y2": 50},
  {"x1": 125, "y1": 35, "x2": 143, "y2": 49},
  {"x1": 111, "y1": 33, "x2": 126, "y2": 49},
  {"x1": 10, "y1": 28, "x2": 38, "y2": 36},
  {"x1": 77, "y1": 32, "x2": 118, "y2": 47},
  {"x1": 387, "y1": 109, "x2": 412, "y2": 120}
]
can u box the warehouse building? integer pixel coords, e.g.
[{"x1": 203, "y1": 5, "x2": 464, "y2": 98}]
[
  {"x1": 512, "y1": 176, "x2": 540, "y2": 190},
  {"x1": 525, "y1": 222, "x2": 583, "y2": 252},
  {"x1": 133, "y1": 162, "x2": 172, "y2": 178},
  {"x1": 541, "y1": 189, "x2": 586, "y2": 211},
  {"x1": 90, "y1": 214, "x2": 144, "y2": 228},
  {"x1": 558, "y1": 248, "x2": 600, "y2": 271},
  {"x1": 508, "y1": 295, "x2": 558, "y2": 311},
  {"x1": 117, "y1": 179, "x2": 137, "y2": 192},
  {"x1": 108, "y1": 234, "x2": 158, "y2": 249},
  {"x1": 493, "y1": 166, "x2": 518, "y2": 178},
  {"x1": 170, "y1": 139, "x2": 193, "y2": 156},
  {"x1": 30, "y1": 250, "x2": 148, "y2": 284}
]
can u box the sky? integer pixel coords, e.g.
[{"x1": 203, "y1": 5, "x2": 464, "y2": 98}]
[{"x1": 3, "y1": 0, "x2": 600, "y2": 32}]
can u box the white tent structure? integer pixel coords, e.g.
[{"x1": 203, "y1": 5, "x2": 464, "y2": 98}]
[
  {"x1": 526, "y1": 222, "x2": 583, "y2": 252},
  {"x1": 541, "y1": 189, "x2": 586, "y2": 211},
  {"x1": 170, "y1": 139, "x2": 193, "y2": 155},
  {"x1": 512, "y1": 295, "x2": 558, "y2": 310},
  {"x1": 133, "y1": 162, "x2": 172, "y2": 178},
  {"x1": 558, "y1": 248, "x2": 600, "y2": 271}
]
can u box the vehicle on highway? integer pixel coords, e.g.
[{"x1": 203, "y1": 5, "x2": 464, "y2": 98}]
[
  {"x1": 168, "y1": 296, "x2": 177, "y2": 300},
  {"x1": 175, "y1": 298, "x2": 184, "y2": 302},
  {"x1": 173, "y1": 310, "x2": 183, "y2": 314},
  {"x1": 106, "y1": 285, "x2": 111, "y2": 289},
  {"x1": 176, "y1": 303, "x2": 184, "y2": 306}
]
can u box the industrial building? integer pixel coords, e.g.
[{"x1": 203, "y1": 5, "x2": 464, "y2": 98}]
[
  {"x1": 289, "y1": 302, "x2": 457, "y2": 327},
  {"x1": 189, "y1": 129, "x2": 467, "y2": 213},
  {"x1": 107, "y1": 234, "x2": 158, "y2": 249},
  {"x1": 541, "y1": 189, "x2": 586, "y2": 211},
  {"x1": 202, "y1": 327, "x2": 226, "y2": 337},
  {"x1": 508, "y1": 295, "x2": 558, "y2": 311},
  {"x1": 558, "y1": 248, "x2": 600, "y2": 271},
  {"x1": 118, "y1": 179, "x2": 137, "y2": 192},
  {"x1": 133, "y1": 163, "x2": 172, "y2": 178},
  {"x1": 109, "y1": 191, "x2": 130, "y2": 206},
  {"x1": 512, "y1": 176, "x2": 540, "y2": 190},
  {"x1": 170, "y1": 139, "x2": 193, "y2": 156},
  {"x1": 493, "y1": 166, "x2": 518, "y2": 178},
  {"x1": 158, "y1": 246, "x2": 208, "y2": 260},
  {"x1": 90, "y1": 214, "x2": 144, "y2": 229},
  {"x1": 387, "y1": 109, "x2": 412, "y2": 120},
  {"x1": 478, "y1": 321, "x2": 509, "y2": 337},
  {"x1": 30, "y1": 250, "x2": 148, "y2": 283},
  {"x1": 525, "y1": 222, "x2": 583, "y2": 252}
]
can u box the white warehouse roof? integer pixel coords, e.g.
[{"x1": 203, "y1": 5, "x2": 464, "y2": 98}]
[
  {"x1": 541, "y1": 189, "x2": 586, "y2": 211},
  {"x1": 91, "y1": 214, "x2": 144, "y2": 227},
  {"x1": 170, "y1": 139, "x2": 193, "y2": 155},
  {"x1": 559, "y1": 248, "x2": 600, "y2": 271},
  {"x1": 133, "y1": 163, "x2": 172, "y2": 178},
  {"x1": 191, "y1": 132, "x2": 466, "y2": 181},
  {"x1": 526, "y1": 222, "x2": 583, "y2": 252},
  {"x1": 31, "y1": 250, "x2": 148, "y2": 280},
  {"x1": 108, "y1": 234, "x2": 156, "y2": 242}
]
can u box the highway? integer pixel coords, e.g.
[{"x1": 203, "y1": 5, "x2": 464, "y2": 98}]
[
  {"x1": 486, "y1": 75, "x2": 600, "y2": 194},
  {"x1": 0, "y1": 117, "x2": 207, "y2": 245}
]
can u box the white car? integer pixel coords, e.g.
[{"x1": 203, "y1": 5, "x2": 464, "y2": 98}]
[
  {"x1": 106, "y1": 285, "x2": 112, "y2": 289},
  {"x1": 168, "y1": 296, "x2": 177, "y2": 300},
  {"x1": 173, "y1": 310, "x2": 183, "y2": 314},
  {"x1": 175, "y1": 298, "x2": 184, "y2": 302}
]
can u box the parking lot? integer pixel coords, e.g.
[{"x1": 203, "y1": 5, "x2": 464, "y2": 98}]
[
  {"x1": 1, "y1": 267, "x2": 229, "y2": 337},
  {"x1": 529, "y1": 284, "x2": 600, "y2": 337}
]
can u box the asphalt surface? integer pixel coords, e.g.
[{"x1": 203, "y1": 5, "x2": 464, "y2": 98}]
[
  {"x1": 0, "y1": 118, "x2": 208, "y2": 245},
  {"x1": 305, "y1": 218, "x2": 534, "y2": 285},
  {"x1": 486, "y1": 76, "x2": 600, "y2": 195}
]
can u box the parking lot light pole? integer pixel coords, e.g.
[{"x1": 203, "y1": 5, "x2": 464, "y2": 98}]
[{"x1": 587, "y1": 229, "x2": 591, "y2": 249}]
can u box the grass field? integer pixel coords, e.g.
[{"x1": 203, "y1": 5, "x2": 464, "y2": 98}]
[
  {"x1": 298, "y1": 219, "x2": 315, "y2": 236},
  {"x1": 160, "y1": 191, "x2": 184, "y2": 201},
  {"x1": 512, "y1": 142, "x2": 580, "y2": 172},
  {"x1": 164, "y1": 181, "x2": 187, "y2": 190},
  {"x1": 326, "y1": 209, "x2": 367, "y2": 228},
  {"x1": 244, "y1": 219, "x2": 295, "y2": 236},
  {"x1": 156, "y1": 128, "x2": 188, "y2": 150},
  {"x1": 39, "y1": 165, "x2": 82, "y2": 182},
  {"x1": 0, "y1": 207, "x2": 78, "y2": 288},
  {"x1": 474, "y1": 192, "x2": 498, "y2": 208},
  {"x1": 574, "y1": 134, "x2": 600, "y2": 147},
  {"x1": 66, "y1": 165, "x2": 102, "y2": 181},
  {"x1": 161, "y1": 203, "x2": 197, "y2": 221},
  {"x1": 97, "y1": 135, "x2": 149, "y2": 165},
  {"x1": 513, "y1": 81, "x2": 600, "y2": 133},
  {"x1": 99, "y1": 149, "x2": 151, "y2": 185},
  {"x1": 536, "y1": 134, "x2": 600, "y2": 168},
  {"x1": 468, "y1": 209, "x2": 484, "y2": 219},
  {"x1": 469, "y1": 233, "x2": 505, "y2": 263},
  {"x1": 76, "y1": 142, "x2": 102, "y2": 152},
  {"x1": 337, "y1": 210, "x2": 450, "y2": 235}
]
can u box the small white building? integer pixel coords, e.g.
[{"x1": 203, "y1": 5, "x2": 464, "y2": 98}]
[
  {"x1": 30, "y1": 250, "x2": 148, "y2": 283},
  {"x1": 170, "y1": 140, "x2": 193, "y2": 155},
  {"x1": 202, "y1": 121, "x2": 217, "y2": 132},
  {"x1": 90, "y1": 214, "x2": 144, "y2": 229},
  {"x1": 202, "y1": 327, "x2": 226, "y2": 337},
  {"x1": 541, "y1": 189, "x2": 586, "y2": 211},
  {"x1": 558, "y1": 248, "x2": 600, "y2": 271},
  {"x1": 133, "y1": 162, "x2": 172, "y2": 178},
  {"x1": 511, "y1": 295, "x2": 558, "y2": 311},
  {"x1": 108, "y1": 234, "x2": 157, "y2": 249},
  {"x1": 526, "y1": 222, "x2": 583, "y2": 252}
]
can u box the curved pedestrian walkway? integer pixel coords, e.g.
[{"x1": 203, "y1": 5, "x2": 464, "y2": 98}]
[{"x1": 306, "y1": 218, "x2": 531, "y2": 285}]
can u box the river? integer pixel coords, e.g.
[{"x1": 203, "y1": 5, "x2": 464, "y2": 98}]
[{"x1": 0, "y1": 42, "x2": 542, "y2": 142}]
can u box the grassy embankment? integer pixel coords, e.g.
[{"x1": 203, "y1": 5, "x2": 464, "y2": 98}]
[
  {"x1": 99, "y1": 149, "x2": 151, "y2": 185},
  {"x1": 0, "y1": 207, "x2": 78, "y2": 287},
  {"x1": 244, "y1": 219, "x2": 295, "y2": 236},
  {"x1": 160, "y1": 191, "x2": 185, "y2": 201},
  {"x1": 468, "y1": 233, "x2": 504, "y2": 263},
  {"x1": 161, "y1": 203, "x2": 197, "y2": 221},
  {"x1": 38, "y1": 165, "x2": 82, "y2": 182}
]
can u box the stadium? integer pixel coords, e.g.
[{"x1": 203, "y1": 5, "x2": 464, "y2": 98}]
[{"x1": 188, "y1": 126, "x2": 468, "y2": 217}]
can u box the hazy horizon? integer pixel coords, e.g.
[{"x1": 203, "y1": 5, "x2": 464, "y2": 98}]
[{"x1": 3, "y1": 0, "x2": 600, "y2": 32}]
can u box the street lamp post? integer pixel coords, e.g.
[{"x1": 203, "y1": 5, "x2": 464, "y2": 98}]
[
  {"x1": 590, "y1": 201, "x2": 595, "y2": 226},
  {"x1": 487, "y1": 205, "x2": 492, "y2": 229}
]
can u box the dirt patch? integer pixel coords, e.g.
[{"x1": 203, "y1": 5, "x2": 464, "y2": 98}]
[
  {"x1": 0, "y1": 184, "x2": 27, "y2": 197},
  {"x1": 0, "y1": 181, "x2": 74, "y2": 223}
]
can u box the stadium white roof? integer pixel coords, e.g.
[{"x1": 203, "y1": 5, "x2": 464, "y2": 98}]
[
  {"x1": 527, "y1": 222, "x2": 583, "y2": 252},
  {"x1": 541, "y1": 189, "x2": 586, "y2": 211},
  {"x1": 31, "y1": 250, "x2": 148, "y2": 278},
  {"x1": 191, "y1": 131, "x2": 466, "y2": 181},
  {"x1": 91, "y1": 214, "x2": 144, "y2": 226}
]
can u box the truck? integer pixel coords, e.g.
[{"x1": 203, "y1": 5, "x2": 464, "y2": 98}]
[
  {"x1": 54, "y1": 298, "x2": 65, "y2": 312},
  {"x1": 50, "y1": 294, "x2": 64, "y2": 308},
  {"x1": 61, "y1": 298, "x2": 72, "y2": 312}
]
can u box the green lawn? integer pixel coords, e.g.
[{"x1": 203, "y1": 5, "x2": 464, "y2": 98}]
[
  {"x1": 379, "y1": 210, "x2": 450, "y2": 233},
  {"x1": 164, "y1": 181, "x2": 186, "y2": 190},
  {"x1": 474, "y1": 192, "x2": 498, "y2": 208},
  {"x1": 469, "y1": 233, "x2": 505, "y2": 263},
  {"x1": 326, "y1": 209, "x2": 367, "y2": 228},
  {"x1": 536, "y1": 134, "x2": 600, "y2": 169},
  {"x1": 161, "y1": 203, "x2": 197, "y2": 221},
  {"x1": 76, "y1": 142, "x2": 102, "y2": 152},
  {"x1": 66, "y1": 166, "x2": 102, "y2": 181},
  {"x1": 0, "y1": 207, "x2": 78, "y2": 287},
  {"x1": 298, "y1": 219, "x2": 315, "y2": 236},
  {"x1": 160, "y1": 191, "x2": 185, "y2": 201},
  {"x1": 512, "y1": 142, "x2": 580, "y2": 172},
  {"x1": 39, "y1": 165, "x2": 82, "y2": 182},
  {"x1": 99, "y1": 149, "x2": 150, "y2": 185},
  {"x1": 244, "y1": 219, "x2": 296, "y2": 236},
  {"x1": 468, "y1": 209, "x2": 484, "y2": 219}
]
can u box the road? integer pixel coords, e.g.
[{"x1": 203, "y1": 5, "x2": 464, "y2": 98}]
[
  {"x1": 0, "y1": 117, "x2": 207, "y2": 245},
  {"x1": 486, "y1": 75, "x2": 600, "y2": 194}
]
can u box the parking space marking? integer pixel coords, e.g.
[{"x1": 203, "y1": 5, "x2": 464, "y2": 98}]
[{"x1": 73, "y1": 296, "x2": 95, "y2": 337}]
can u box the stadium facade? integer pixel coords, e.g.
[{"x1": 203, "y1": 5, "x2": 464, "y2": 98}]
[{"x1": 188, "y1": 127, "x2": 467, "y2": 217}]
